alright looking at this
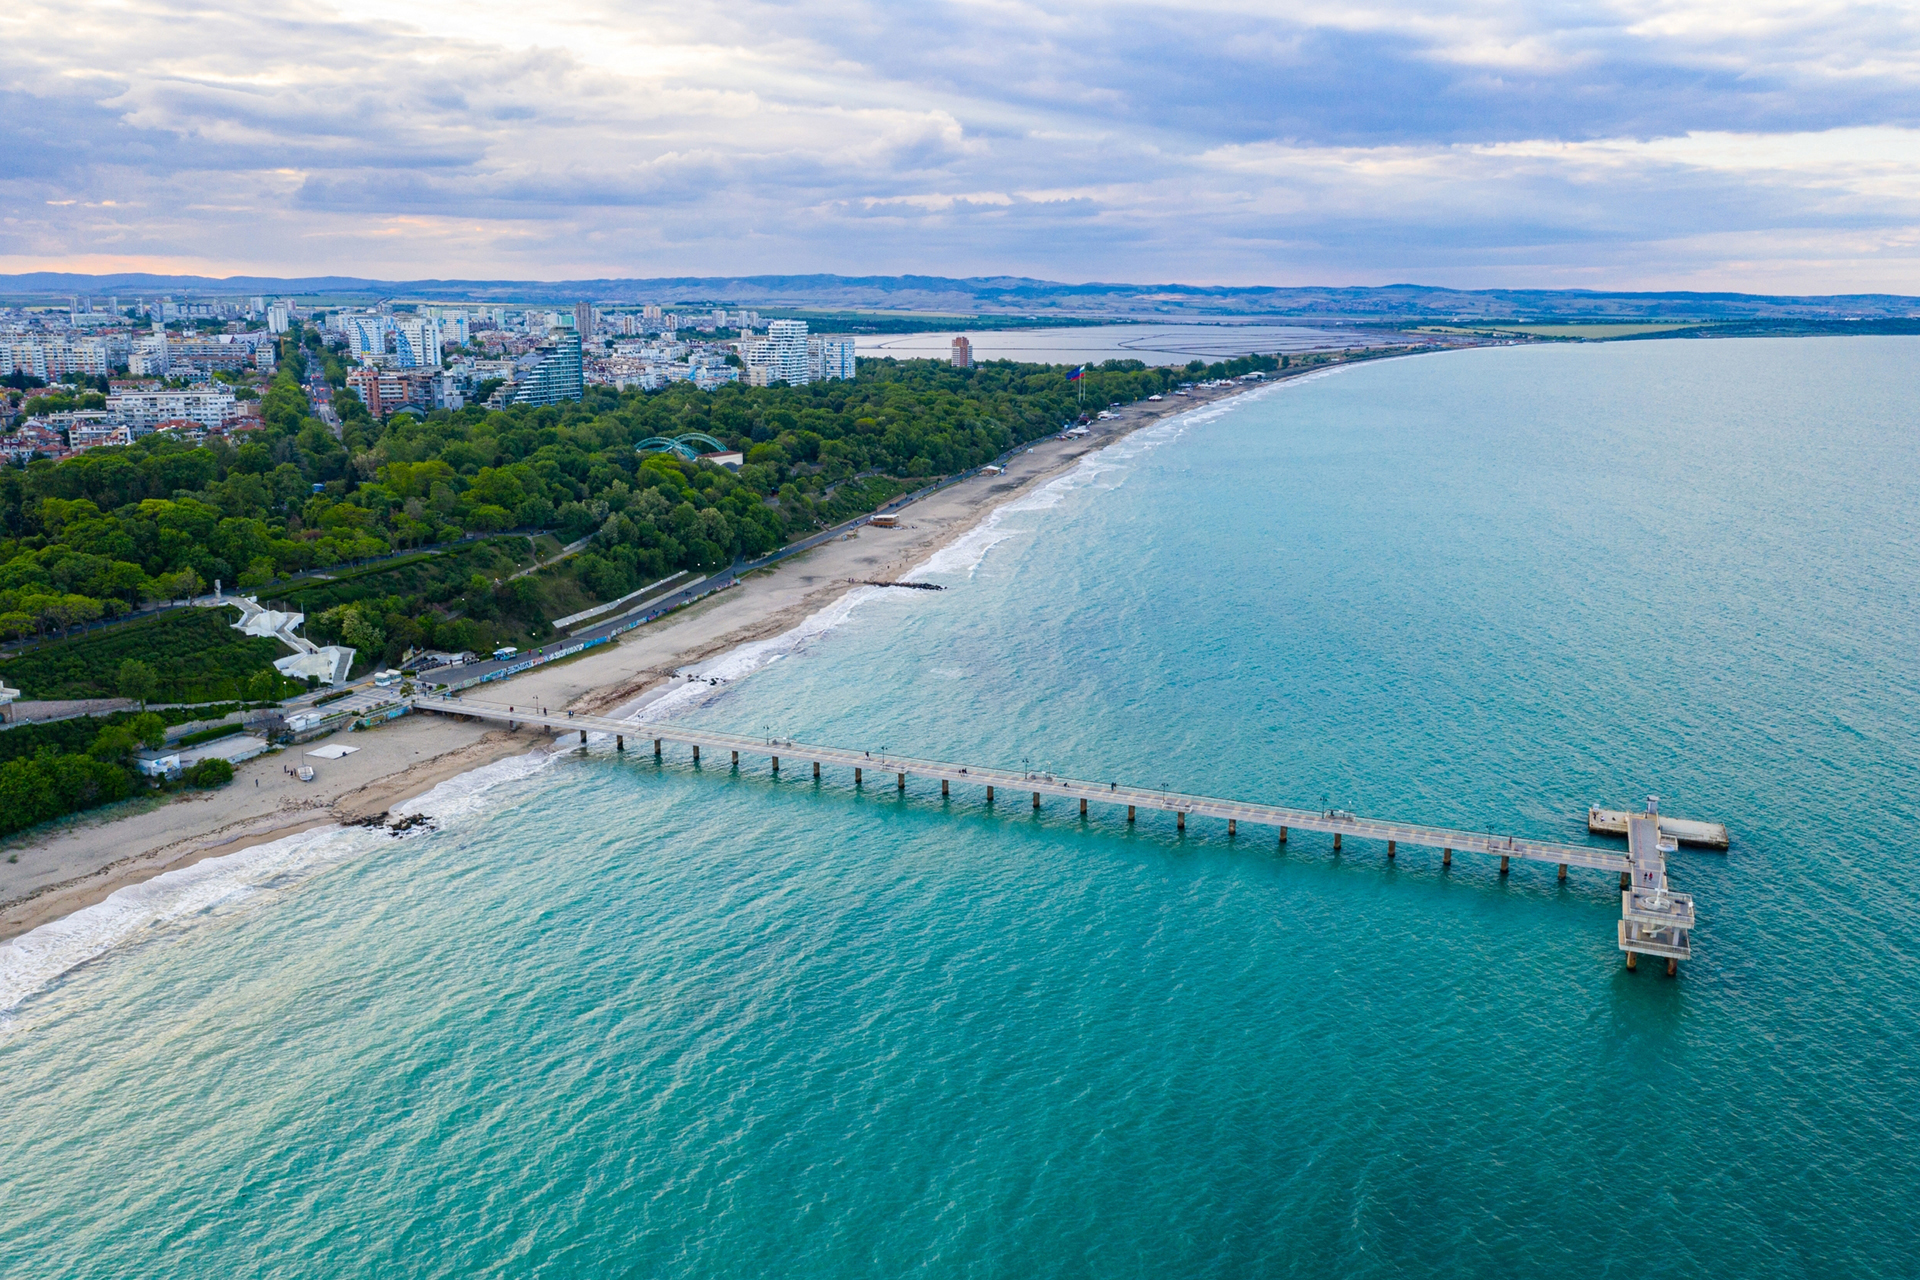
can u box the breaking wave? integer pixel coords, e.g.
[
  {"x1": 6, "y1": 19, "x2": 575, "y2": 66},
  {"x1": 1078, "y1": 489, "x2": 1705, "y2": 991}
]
[{"x1": 0, "y1": 745, "x2": 558, "y2": 1021}]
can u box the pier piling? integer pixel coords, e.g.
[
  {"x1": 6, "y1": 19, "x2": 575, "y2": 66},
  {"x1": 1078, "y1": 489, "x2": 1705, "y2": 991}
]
[{"x1": 409, "y1": 696, "x2": 1669, "y2": 970}]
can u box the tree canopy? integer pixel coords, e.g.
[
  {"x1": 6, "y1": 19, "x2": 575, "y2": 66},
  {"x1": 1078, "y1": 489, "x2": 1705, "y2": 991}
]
[{"x1": 2, "y1": 329, "x2": 1298, "y2": 670}]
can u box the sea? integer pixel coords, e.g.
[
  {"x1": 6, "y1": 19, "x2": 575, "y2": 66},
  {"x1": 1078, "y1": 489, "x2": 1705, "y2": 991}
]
[{"x1": 2, "y1": 337, "x2": 1916, "y2": 1278}]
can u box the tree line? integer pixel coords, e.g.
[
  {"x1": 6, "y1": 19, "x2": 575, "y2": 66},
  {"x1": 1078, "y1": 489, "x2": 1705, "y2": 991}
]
[{"x1": 1, "y1": 332, "x2": 1294, "y2": 662}]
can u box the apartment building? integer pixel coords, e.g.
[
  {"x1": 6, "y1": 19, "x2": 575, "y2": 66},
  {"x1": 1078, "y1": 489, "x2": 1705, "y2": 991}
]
[
  {"x1": 395, "y1": 318, "x2": 441, "y2": 369},
  {"x1": 347, "y1": 367, "x2": 463, "y2": 418},
  {"x1": 106, "y1": 386, "x2": 238, "y2": 430},
  {"x1": 814, "y1": 336, "x2": 856, "y2": 381},
  {"x1": 342, "y1": 314, "x2": 393, "y2": 360},
  {"x1": 500, "y1": 331, "x2": 584, "y2": 407},
  {"x1": 739, "y1": 323, "x2": 856, "y2": 386},
  {"x1": 1, "y1": 338, "x2": 112, "y2": 379}
]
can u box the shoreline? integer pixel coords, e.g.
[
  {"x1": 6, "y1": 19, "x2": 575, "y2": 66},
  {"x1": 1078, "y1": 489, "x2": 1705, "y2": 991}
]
[{"x1": 0, "y1": 369, "x2": 1304, "y2": 945}]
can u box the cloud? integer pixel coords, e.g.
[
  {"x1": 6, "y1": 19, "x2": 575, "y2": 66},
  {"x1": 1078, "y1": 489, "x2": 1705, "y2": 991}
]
[{"x1": 1, "y1": 0, "x2": 1919, "y2": 289}]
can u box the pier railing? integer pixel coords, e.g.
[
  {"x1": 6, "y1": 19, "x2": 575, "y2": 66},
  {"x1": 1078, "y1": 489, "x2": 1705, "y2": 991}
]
[{"x1": 410, "y1": 694, "x2": 1693, "y2": 970}]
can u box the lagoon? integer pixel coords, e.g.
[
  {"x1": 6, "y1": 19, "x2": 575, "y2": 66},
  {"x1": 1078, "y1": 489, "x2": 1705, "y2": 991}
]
[{"x1": 856, "y1": 321, "x2": 1403, "y2": 366}]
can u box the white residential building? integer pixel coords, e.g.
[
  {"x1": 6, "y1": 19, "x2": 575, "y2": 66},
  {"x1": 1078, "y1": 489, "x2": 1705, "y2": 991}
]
[
  {"x1": 343, "y1": 314, "x2": 392, "y2": 360},
  {"x1": 57, "y1": 341, "x2": 112, "y2": 377},
  {"x1": 811, "y1": 336, "x2": 856, "y2": 382},
  {"x1": 266, "y1": 303, "x2": 292, "y2": 334},
  {"x1": 63, "y1": 415, "x2": 129, "y2": 452},
  {"x1": 128, "y1": 337, "x2": 170, "y2": 377},
  {"x1": 736, "y1": 324, "x2": 856, "y2": 387},
  {"x1": 766, "y1": 319, "x2": 810, "y2": 385},
  {"x1": 395, "y1": 318, "x2": 441, "y2": 369},
  {"x1": 107, "y1": 386, "x2": 238, "y2": 430},
  {"x1": 1, "y1": 342, "x2": 49, "y2": 381},
  {"x1": 1, "y1": 339, "x2": 111, "y2": 379}
]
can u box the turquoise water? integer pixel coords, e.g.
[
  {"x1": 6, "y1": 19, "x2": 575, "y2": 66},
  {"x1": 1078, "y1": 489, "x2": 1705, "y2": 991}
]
[{"x1": 3, "y1": 338, "x2": 1917, "y2": 1276}]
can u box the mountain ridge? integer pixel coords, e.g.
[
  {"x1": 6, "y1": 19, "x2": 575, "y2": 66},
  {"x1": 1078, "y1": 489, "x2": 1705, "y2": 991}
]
[{"x1": 5, "y1": 272, "x2": 1916, "y2": 320}]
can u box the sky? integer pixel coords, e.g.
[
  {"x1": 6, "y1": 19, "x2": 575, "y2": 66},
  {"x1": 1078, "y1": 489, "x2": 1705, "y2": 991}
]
[{"x1": 4, "y1": 0, "x2": 1920, "y2": 292}]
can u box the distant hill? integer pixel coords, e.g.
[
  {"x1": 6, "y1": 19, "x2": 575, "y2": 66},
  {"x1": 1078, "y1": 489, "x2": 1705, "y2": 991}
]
[{"x1": 4, "y1": 271, "x2": 1916, "y2": 320}]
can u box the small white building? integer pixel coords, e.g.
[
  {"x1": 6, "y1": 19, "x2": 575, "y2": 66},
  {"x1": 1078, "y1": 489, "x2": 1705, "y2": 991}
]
[
  {"x1": 135, "y1": 734, "x2": 269, "y2": 778},
  {"x1": 133, "y1": 749, "x2": 182, "y2": 778},
  {"x1": 273, "y1": 646, "x2": 356, "y2": 687}
]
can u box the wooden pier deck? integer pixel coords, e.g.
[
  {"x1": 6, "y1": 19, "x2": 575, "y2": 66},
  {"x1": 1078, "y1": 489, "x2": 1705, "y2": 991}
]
[{"x1": 409, "y1": 694, "x2": 1696, "y2": 969}]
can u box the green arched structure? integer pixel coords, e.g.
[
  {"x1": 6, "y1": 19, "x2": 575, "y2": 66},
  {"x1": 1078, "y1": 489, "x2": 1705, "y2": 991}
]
[{"x1": 636, "y1": 432, "x2": 730, "y2": 462}]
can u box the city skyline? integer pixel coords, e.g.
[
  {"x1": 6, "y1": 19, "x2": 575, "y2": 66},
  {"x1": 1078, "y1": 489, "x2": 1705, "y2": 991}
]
[{"x1": 4, "y1": 2, "x2": 1920, "y2": 294}]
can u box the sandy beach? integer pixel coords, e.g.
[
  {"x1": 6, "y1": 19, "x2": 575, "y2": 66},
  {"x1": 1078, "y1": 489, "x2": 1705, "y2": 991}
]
[{"x1": 0, "y1": 379, "x2": 1262, "y2": 942}]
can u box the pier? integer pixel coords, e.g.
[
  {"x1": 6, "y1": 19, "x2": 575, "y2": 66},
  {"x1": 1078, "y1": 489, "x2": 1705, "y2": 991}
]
[
  {"x1": 1589, "y1": 805, "x2": 1728, "y2": 850},
  {"x1": 408, "y1": 694, "x2": 1692, "y2": 971}
]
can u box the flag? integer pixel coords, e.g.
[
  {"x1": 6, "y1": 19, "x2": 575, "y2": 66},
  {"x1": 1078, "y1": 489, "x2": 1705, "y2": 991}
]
[{"x1": 1067, "y1": 365, "x2": 1085, "y2": 381}]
